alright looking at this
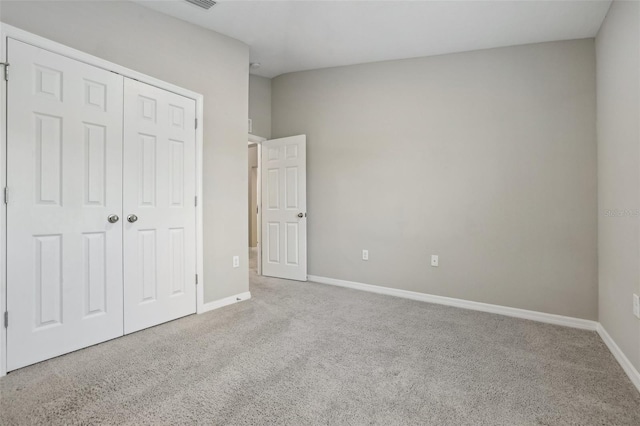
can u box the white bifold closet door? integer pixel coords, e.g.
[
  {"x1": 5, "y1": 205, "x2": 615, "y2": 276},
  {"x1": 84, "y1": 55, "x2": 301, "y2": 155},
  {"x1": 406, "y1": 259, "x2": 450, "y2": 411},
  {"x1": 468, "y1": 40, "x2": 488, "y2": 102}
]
[
  {"x1": 122, "y1": 79, "x2": 197, "y2": 334},
  {"x1": 6, "y1": 39, "x2": 124, "y2": 370},
  {"x1": 6, "y1": 39, "x2": 197, "y2": 371}
]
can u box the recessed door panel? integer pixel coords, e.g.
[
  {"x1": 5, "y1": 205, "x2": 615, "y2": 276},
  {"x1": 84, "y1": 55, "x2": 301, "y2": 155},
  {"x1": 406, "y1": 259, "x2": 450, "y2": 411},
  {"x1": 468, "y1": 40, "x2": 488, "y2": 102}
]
[
  {"x1": 169, "y1": 104, "x2": 185, "y2": 129},
  {"x1": 169, "y1": 228, "x2": 186, "y2": 296},
  {"x1": 34, "y1": 113, "x2": 62, "y2": 205},
  {"x1": 84, "y1": 79, "x2": 107, "y2": 111},
  {"x1": 83, "y1": 232, "x2": 107, "y2": 317},
  {"x1": 123, "y1": 78, "x2": 197, "y2": 334},
  {"x1": 7, "y1": 39, "x2": 124, "y2": 371},
  {"x1": 169, "y1": 140, "x2": 185, "y2": 207},
  {"x1": 267, "y1": 222, "x2": 280, "y2": 263},
  {"x1": 139, "y1": 134, "x2": 157, "y2": 207},
  {"x1": 34, "y1": 234, "x2": 63, "y2": 329},
  {"x1": 83, "y1": 123, "x2": 107, "y2": 206},
  {"x1": 138, "y1": 230, "x2": 158, "y2": 303},
  {"x1": 285, "y1": 167, "x2": 298, "y2": 209},
  {"x1": 34, "y1": 64, "x2": 62, "y2": 101},
  {"x1": 285, "y1": 223, "x2": 299, "y2": 266},
  {"x1": 267, "y1": 169, "x2": 279, "y2": 209}
]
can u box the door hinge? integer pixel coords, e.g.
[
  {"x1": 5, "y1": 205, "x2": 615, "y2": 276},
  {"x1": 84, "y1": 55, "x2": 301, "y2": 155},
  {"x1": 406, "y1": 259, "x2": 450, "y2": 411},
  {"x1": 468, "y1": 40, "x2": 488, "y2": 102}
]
[
  {"x1": 194, "y1": 196, "x2": 198, "y2": 207},
  {"x1": 195, "y1": 274, "x2": 198, "y2": 285},
  {"x1": 3, "y1": 187, "x2": 8, "y2": 205},
  {"x1": 195, "y1": 118, "x2": 198, "y2": 129},
  {"x1": 1, "y1": 62, "x2": 8, "y2": 81},
  {"x1": 3, "y1": 311, "x2": 7, "y2": 328}
]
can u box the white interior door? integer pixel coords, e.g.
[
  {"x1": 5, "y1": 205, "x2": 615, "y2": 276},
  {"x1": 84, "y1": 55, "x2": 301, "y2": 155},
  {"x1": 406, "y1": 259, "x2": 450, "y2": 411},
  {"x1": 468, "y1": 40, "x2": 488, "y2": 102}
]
[
  {"x1": 6, "y1": 39, "x2": 124, "y2": 370},
  {"x1": 123, "y1": 78, "x2": 197, "y2": 334},
  {"x1": 261, "y1": 135, "x2": 307, "y2": 281}
]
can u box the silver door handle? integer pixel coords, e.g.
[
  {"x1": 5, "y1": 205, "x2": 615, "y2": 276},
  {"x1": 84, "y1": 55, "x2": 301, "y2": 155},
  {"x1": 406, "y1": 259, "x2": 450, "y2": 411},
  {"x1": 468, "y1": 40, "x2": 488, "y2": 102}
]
[
  {"x1": 297, "y1": 213, "x2": 304, "y2": 218},
  {"x1": 107, "y1": 214, "x2": 119, "y2": 223},
  {"x1": 127, "y1": 214, "x2": 138, "y2": 223}
]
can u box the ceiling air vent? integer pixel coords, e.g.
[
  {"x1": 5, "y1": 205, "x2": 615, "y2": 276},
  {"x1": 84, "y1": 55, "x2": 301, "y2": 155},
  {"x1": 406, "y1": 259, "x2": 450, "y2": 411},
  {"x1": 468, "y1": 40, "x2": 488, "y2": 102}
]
[{"x1": 185, "y1": 0, "x2": 216, "y2": 10}]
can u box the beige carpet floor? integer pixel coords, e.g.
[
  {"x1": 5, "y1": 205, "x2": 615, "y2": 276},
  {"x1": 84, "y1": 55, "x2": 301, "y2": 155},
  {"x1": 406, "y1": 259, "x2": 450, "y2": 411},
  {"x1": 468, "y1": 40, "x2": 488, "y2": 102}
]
[{"x1": 0, "y1": 249, "x2": 639, "y2": 425}]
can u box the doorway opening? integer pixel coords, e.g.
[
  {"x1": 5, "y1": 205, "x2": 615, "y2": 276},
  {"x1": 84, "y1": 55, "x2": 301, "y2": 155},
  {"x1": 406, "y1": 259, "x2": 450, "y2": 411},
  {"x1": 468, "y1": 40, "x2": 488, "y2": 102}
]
[
  {"x1": 248, "y1": 135, "x2": 265, "y2": 277},
  {"x1": 249, "y1": 145, "x2": 258, "y2": 273}
]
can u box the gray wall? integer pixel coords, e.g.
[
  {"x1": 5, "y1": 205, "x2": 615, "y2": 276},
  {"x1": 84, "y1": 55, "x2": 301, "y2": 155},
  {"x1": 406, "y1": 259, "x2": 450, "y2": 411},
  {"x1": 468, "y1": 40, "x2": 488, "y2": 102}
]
[
  {"x1": 0, "y1": 1, "x2": 250, "y2": 303},
  {"x1": 596, "y1": 0, "x2": 640, "y2": 371},
  {"x1": 249, "y1": 75, "x2": 272, "y2": 139},
  {"x1": 272, "y1": 39, "x2": 598, "y2": 320}
]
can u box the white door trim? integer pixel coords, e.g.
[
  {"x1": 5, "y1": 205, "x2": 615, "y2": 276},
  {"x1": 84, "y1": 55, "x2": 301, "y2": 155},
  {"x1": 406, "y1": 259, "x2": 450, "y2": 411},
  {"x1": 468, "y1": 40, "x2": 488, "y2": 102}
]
[
  {"x1": 248, "y1": 134, "x2": 266, "y2": 276},
  {"x1": 0, "y1": 23, "x2": 205, "y2": 377}
]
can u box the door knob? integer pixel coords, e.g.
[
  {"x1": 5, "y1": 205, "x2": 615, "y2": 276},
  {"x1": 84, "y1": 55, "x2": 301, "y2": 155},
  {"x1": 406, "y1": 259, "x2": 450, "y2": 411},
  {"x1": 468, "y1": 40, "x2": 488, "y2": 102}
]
[
  {"x1": 297, "y1": 213, "x2": 304, "y2": 218},
  {"x1": 127, "y1": 214, "x2": 138, "y2": 223},
  {"x1": 107, "y1": 214, "x2": 119, "y2": 223}
]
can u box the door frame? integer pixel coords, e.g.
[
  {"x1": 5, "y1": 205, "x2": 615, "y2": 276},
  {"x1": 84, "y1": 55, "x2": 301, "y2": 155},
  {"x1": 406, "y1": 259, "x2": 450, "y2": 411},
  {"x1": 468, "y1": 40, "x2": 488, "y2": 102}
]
[
  {"x1": 0, "y1": 23, "x2": 205, "y2": 377},
  {"x1": 248, "y1": 134, "x2": 266, "y2": 276}
]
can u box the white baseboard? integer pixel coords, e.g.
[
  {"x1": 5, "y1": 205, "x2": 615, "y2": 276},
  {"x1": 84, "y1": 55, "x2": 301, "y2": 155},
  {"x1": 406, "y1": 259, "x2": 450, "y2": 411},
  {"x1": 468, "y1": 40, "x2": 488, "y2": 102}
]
[
  {"x1": 308, "y1": 275, "x2": 640, "y2": 394},
  {"x1": 596, "y1": 324, "x2": 640, "y2": 393},
  {"x1": 198, "y1": 291, "x2": 251, "y2": 314},
  {"x1": 307, "y1": 275, "x2": 598, "y2": 330}
]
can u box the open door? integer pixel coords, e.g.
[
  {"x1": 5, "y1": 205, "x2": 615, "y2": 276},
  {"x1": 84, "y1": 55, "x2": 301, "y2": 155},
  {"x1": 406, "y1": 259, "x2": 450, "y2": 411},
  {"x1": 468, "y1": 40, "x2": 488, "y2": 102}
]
[{"x1": 261, "y1": 135, "x2": 307, "y2": 281}]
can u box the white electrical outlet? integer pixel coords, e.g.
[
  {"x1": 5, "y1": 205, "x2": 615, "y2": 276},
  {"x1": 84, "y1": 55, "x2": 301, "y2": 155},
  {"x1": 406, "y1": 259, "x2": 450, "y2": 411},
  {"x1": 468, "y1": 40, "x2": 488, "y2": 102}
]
[
  {"x1": 248, "y1": 118, "x2": 253, "y2": 134},
  {"x1": 362, "y1": 250, "x2": 369, "y2": 261},
  {"x1": 633, "y1": 294, "x2": 640, "y2": 319},
  {"x1": 233, "y1": 256, "x2": 240, "y2": 268},
  {"x1": 431, "y1": 255, "x2": 439, "y2": 267}
]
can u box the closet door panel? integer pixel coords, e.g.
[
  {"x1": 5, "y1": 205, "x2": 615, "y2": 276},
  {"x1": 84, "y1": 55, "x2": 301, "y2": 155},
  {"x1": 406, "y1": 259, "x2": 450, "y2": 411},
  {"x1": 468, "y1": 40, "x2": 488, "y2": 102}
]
[
  {"x1": 6, "y1": 39, "x2": 124, "y2": 371},
  {"x1": 123, "y1": 79, "x2": 197, "y2": 334}
]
